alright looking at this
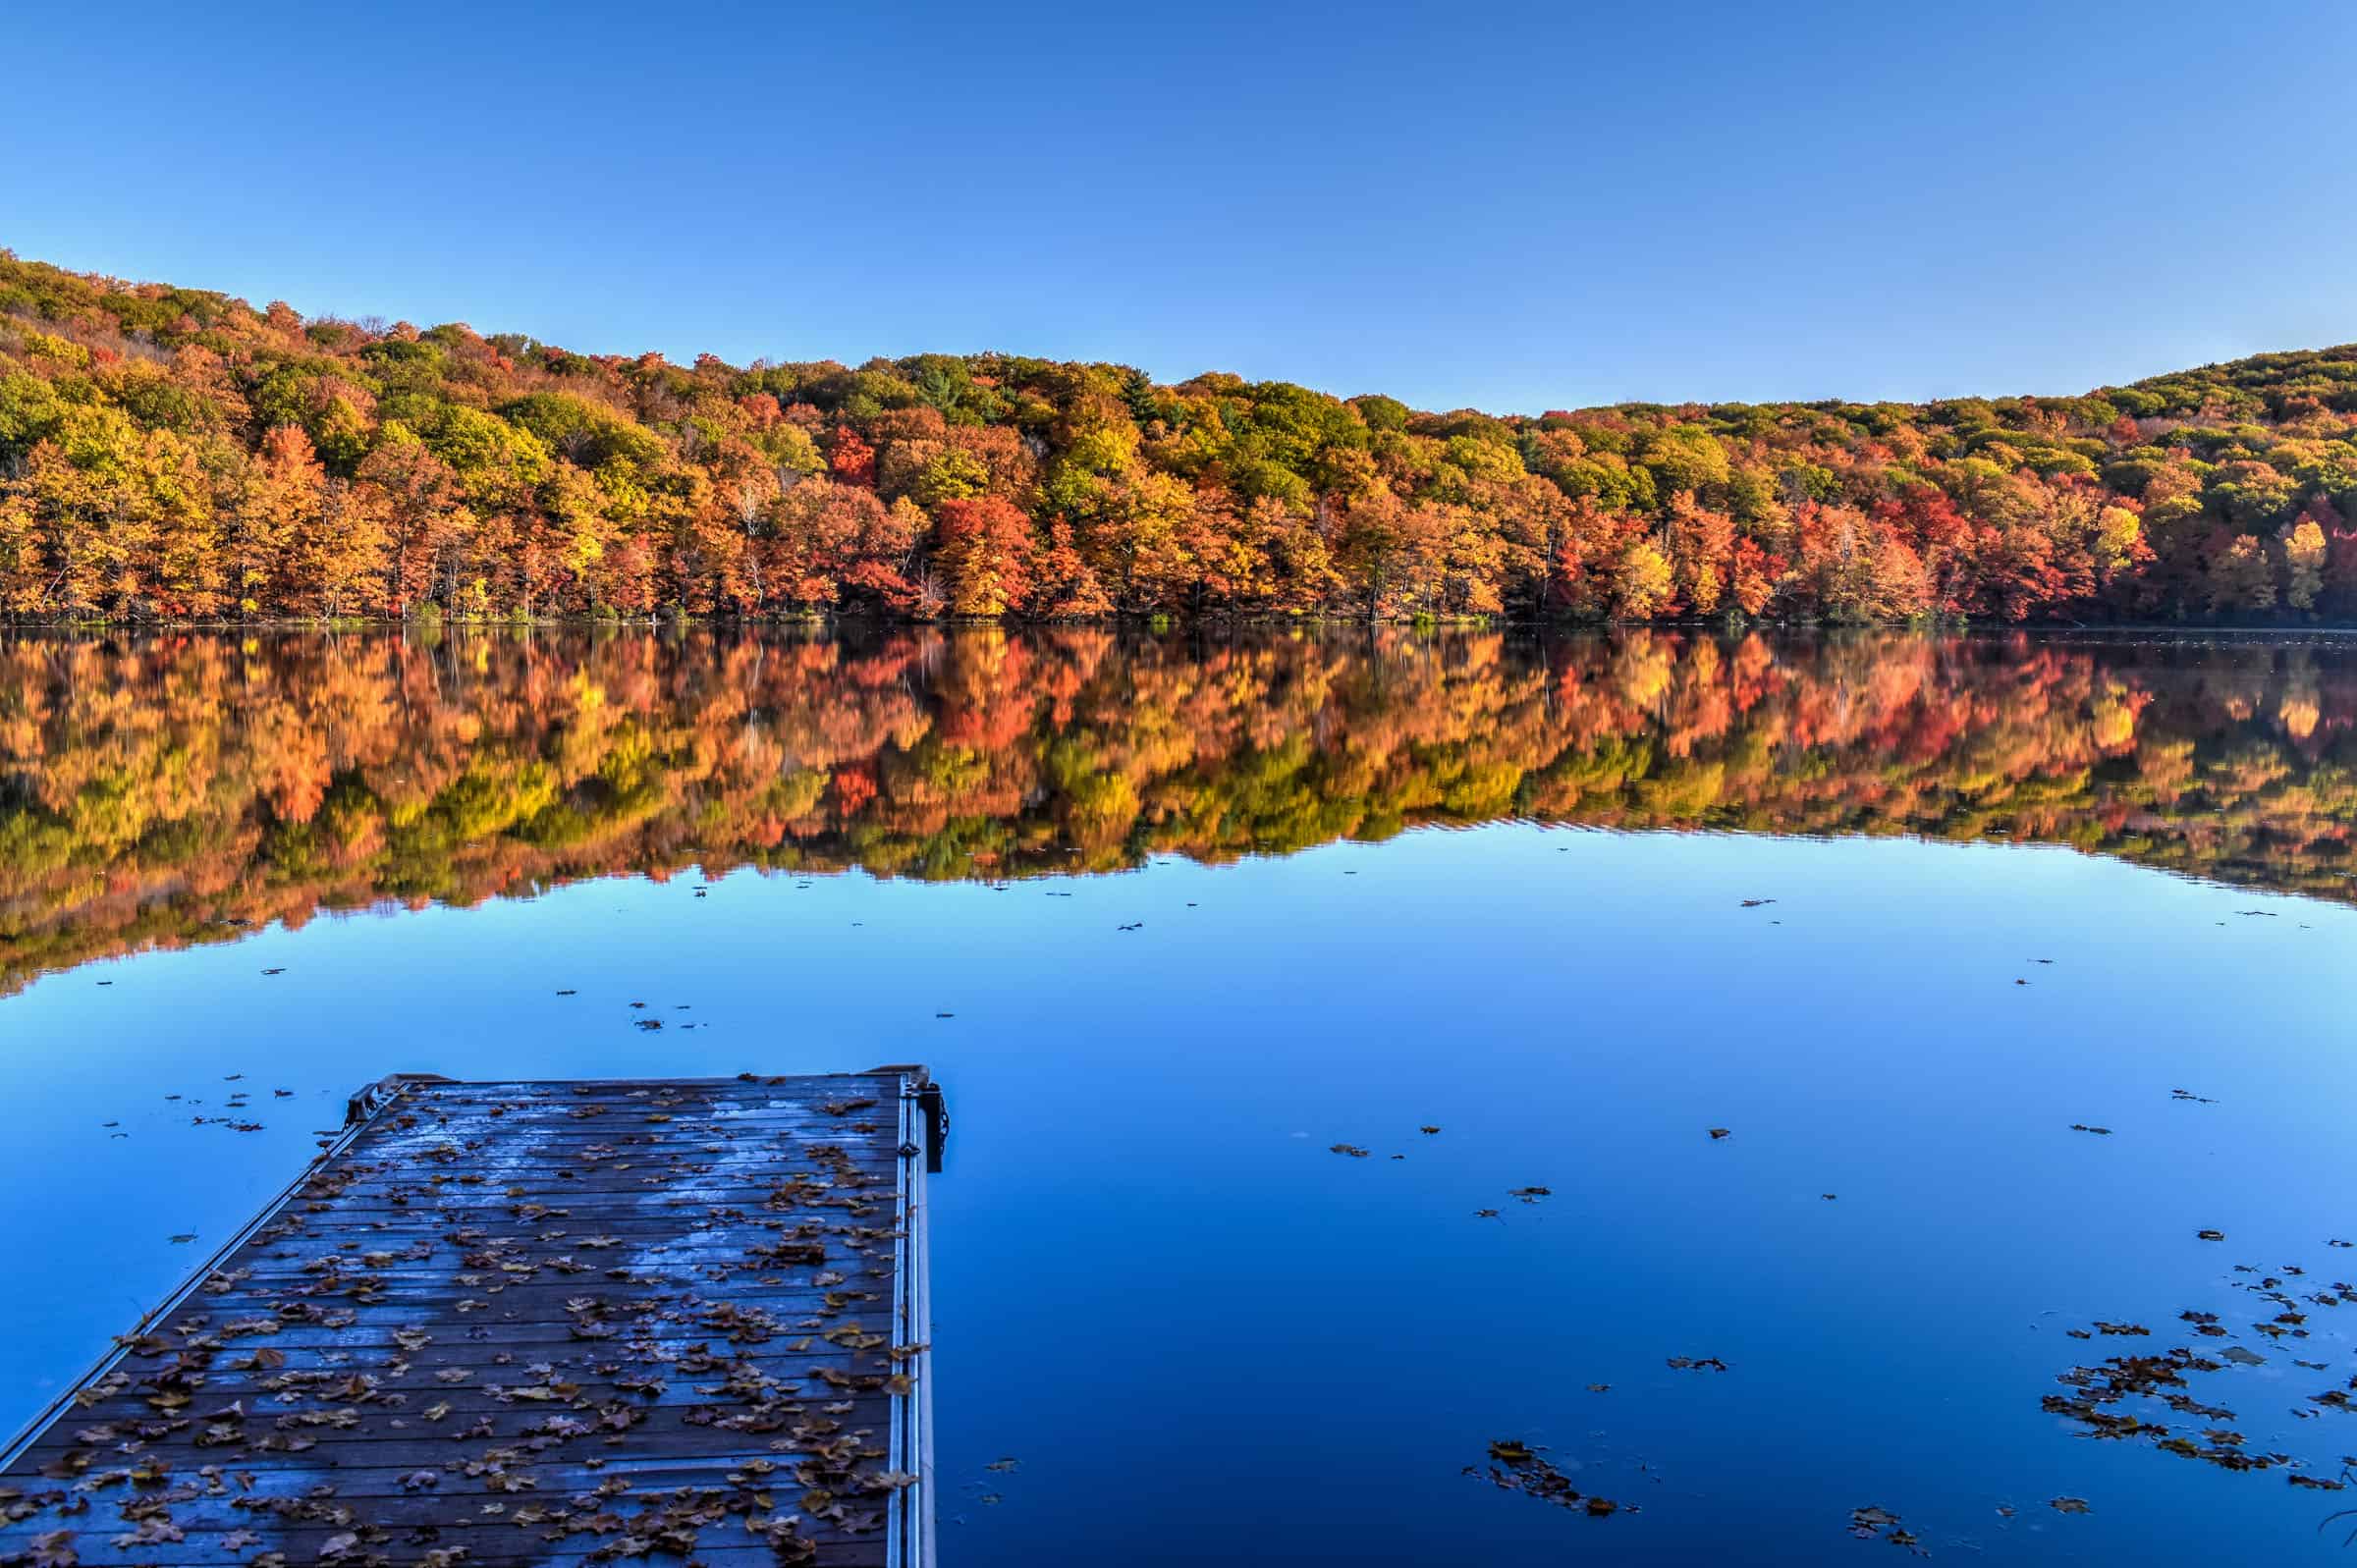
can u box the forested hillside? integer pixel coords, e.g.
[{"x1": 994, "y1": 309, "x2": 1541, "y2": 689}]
[{"x1": 3, "y1": 250, "x2": 2356, "y2": 623}]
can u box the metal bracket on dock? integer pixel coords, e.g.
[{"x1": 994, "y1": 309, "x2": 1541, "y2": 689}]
[
  {"x1": 872, "y1": 1064, "x2": 949, "y2": 1172},
  {"x1": 344, "y1": 1071, "x2": 455, "y2": 1126},
  {"x1": 916, "y1": 1081, "x2": 947, "y2": 1173}
]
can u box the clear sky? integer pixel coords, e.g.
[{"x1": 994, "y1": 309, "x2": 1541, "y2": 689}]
[{"x1": 5, "y1": 0, "x2": 2354, "y2": 413}]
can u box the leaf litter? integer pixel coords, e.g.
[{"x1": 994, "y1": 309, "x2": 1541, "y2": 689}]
[
  {"x1": 1848, "y1": 1504, "x2": 1927, "y2": 1554},
  {"x1": 0, "y1": 1077, "x2": 925, "y2": 1566},
  {"x1": 1469, "y1": 1439, "x2": 1629, "y2": 1519},
  {"x1": 2041, "y1": 1238, "x2": 2357, "y2": 1491}
]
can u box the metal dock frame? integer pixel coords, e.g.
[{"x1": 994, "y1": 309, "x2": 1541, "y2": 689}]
[{"x1": 887, "y1": 1066, "x2": 940, "y2": 1568}]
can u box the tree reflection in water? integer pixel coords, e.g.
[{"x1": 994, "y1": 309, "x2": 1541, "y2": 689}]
[{"x1": 4, "y1": 625, "x2": 2351, "y2": 992}]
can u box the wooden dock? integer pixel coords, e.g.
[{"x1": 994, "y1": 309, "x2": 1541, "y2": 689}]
[{"x1": 0, "y1": 1069, "x2": 945, "y2": 1568}]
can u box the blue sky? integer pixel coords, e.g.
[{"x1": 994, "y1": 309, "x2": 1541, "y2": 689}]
[{"x1": 5, "y1": 1, "x2": 2354, "y2": 412}]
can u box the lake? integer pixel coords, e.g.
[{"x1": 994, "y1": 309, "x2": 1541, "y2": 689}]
[{"x1": 4, "y1": 624, "x2": 2356, "y2": 1563}]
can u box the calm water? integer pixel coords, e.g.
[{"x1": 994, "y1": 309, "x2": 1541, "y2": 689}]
[{"x1": 5, "y1": 625, "x2": 2357, "y2": 1563}]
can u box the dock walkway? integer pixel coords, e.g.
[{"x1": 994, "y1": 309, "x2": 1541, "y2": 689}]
[{"x1": 0, "y1": 1069, "x2": 943, "y2": 1568}]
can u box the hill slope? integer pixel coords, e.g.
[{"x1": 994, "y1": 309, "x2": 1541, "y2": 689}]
[{"x1": 2, "y1": 249, "x2": 2354, "y2": 622}]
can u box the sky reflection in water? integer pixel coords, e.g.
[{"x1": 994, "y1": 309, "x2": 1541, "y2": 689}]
[{"x1": 4, "y1": 627, "x2": 2356, "y2": 1564}]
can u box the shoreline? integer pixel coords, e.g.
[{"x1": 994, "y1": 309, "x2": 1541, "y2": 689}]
[{"x1": 5, "y1": 613, "x2": 2357, "y2": 636}]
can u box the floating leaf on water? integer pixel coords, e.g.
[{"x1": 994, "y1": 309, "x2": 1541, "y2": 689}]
[
  {"x1": 1707, "y1": 1128, "x2": 1731, "y2": 1140},
  {"x1": 1848, "y1": 1505, "x2": 1927, "y2": 1553},
  {"x1": 2070, "y1": 1124, "x2": 2113, "y2": 1136},
  {"x1": 2198, "y1": 1230, "x2": 2226, "y2": 1242},
  {"x1": 1509, "y1": 1186, "x2": 1551, "y2": 1203},
  {"x1": 1419, "y1": 1126, "x2": 1441, "y2": 1135},
  {"x1": 1475, "y1": 1438, "x2": 1630, "y2": 1519},
  {"x1": 1330, "y1": 1145, "x2": 1370, "y2": 1159},
  {"x1": 2049, "y1": 1496, "x2": 2091, "y2": 1514},
  {"x1": 1667, "y1": 1356, "x2": 1728, "y2": 1373}
]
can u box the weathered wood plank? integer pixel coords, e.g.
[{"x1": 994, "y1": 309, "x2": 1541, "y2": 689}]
[{"x1": 0, "y1": 1070, "x2": 937, "y2": 1568}]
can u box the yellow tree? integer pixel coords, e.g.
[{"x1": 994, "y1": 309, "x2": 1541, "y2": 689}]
[
  {"x1": 2282, "y1": 515, "x2": 2328, "y2": 611},
  {"x1": 1613, "y1": 538, "x2": 1675, "y2": 619},
  {"x1": 136, "y1": 427, "x2": 222, "y2": 617},
  {"x1": 0, "y1": 486, "x2": 41, "y2": 614},
  {"x1": 293, "y1": 480, "x2": 391, "y2": 617},
  {"x1": 18, "y1": 410, "x2": 220, "y2": 617},
  {"x1": 935, "y1": 497, "x2": 1034, "y2": 618}
]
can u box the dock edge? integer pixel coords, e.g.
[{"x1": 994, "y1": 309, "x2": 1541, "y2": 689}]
[{"x1": 887, "y1": 1067, "x2": 939, "y2": 1568}]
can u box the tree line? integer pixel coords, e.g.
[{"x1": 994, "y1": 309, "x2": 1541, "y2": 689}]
[
  {"x1": 4, "y1": 252, "x2": 2357, "y2": 623},
  {"x1": 4, "y1": 625, "x2": 2351, "y2": 992}
]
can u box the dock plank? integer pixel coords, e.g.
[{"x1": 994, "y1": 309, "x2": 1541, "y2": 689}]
[{"x1": 0, "y1": 1071, "x2": 938, "y2": 1568}]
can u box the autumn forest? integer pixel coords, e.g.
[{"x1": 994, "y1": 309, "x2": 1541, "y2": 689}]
[{"x1": 5, "y1": 252, "x2": 2357, "y2": 626}]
